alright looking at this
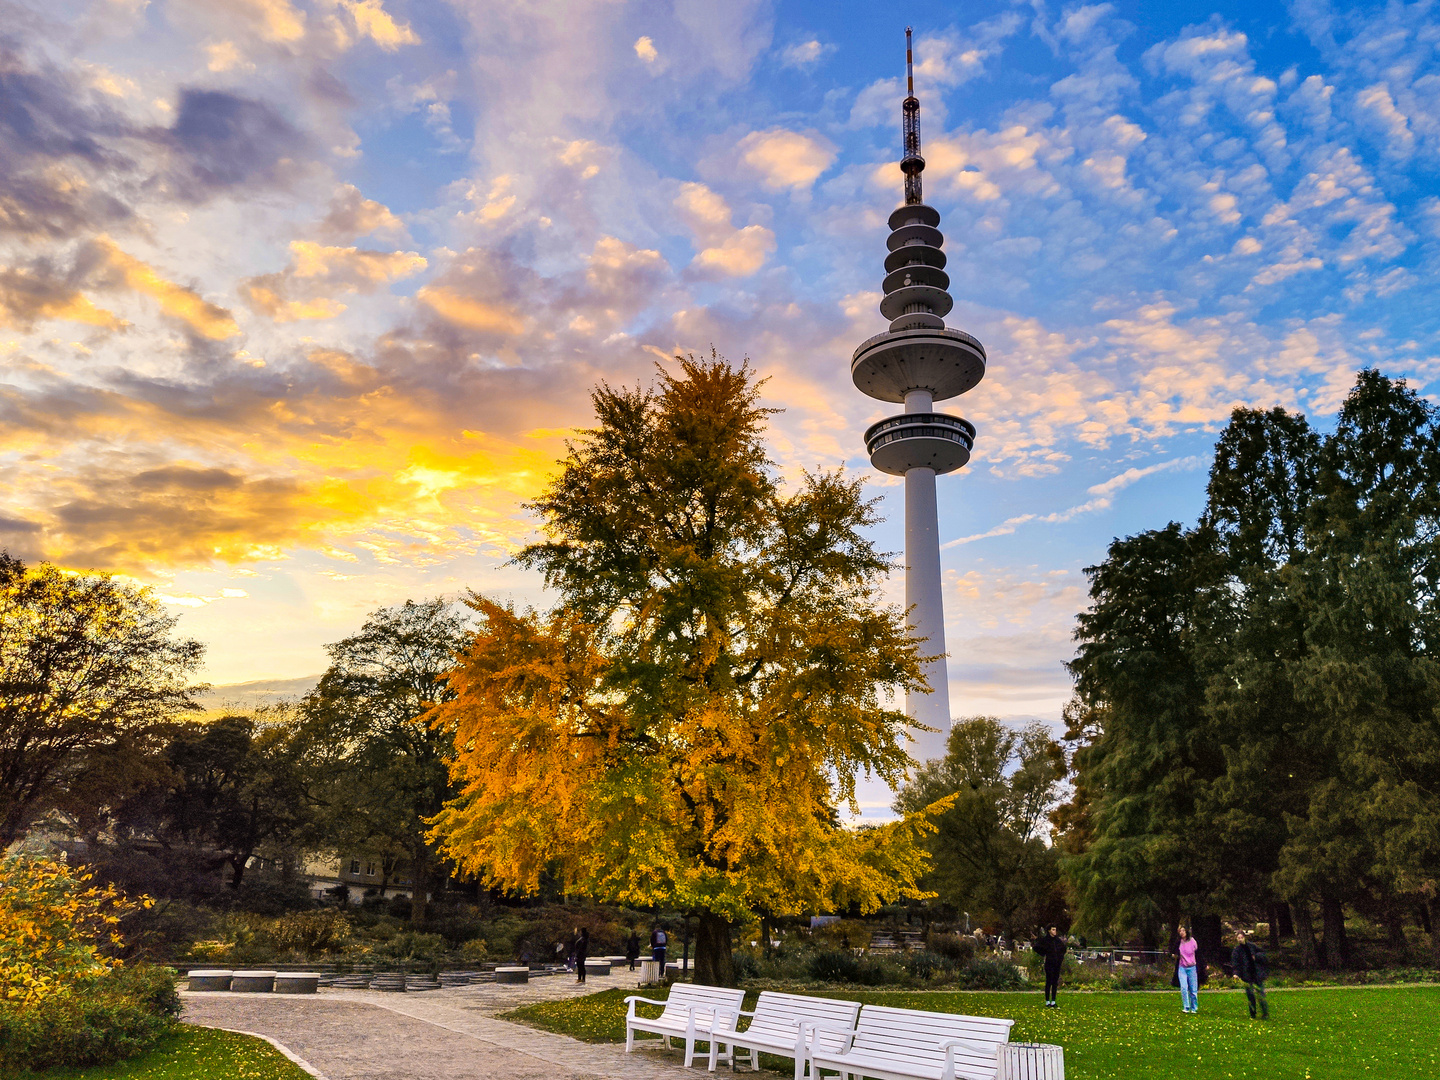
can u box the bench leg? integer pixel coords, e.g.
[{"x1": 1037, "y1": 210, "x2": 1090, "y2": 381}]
[{"x1": 626, "y1": 1025, "x2": 633, "y2": 1053}]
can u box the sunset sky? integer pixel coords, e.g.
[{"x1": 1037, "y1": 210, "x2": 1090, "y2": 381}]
[{"x1": 3, "y1": 0, "x2": 1438, "y2": 813}]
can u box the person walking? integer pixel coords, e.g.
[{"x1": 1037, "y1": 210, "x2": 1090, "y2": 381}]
[
  {"x1": 650, "y1": 924, "x2": 668, "y2": 972},
  {"x1": 1032, "y1": 926, "x2": 1067, "y2": 1008},
  {"x1": 1231, "y1": 931, "x2": 1269, "y2": 1019},
  {"x1": 572, "y1": 927, "x2": 590, "y2": 984},
  {"x1": 1171, "y1": 925, "x2": 1200, "y2": 1014},
  {"x1": 626, "y1": 929, "x2": 641, "y2": 971}
]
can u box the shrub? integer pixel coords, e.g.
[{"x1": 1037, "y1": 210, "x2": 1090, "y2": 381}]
[
  {"x1": 957, "y1": 957, "x2": 1024, "y2": 990},
  {"x1": 270, "y1": 910, "x2": 352, "y2": 956},
  {"x1": 853, "y1": 957, "x2": 903, "y2": 985},
  {"x1": 461, "y1": 938, "x2": 489, "y2": 962},
  {"x1": 732, "y1": 950, "x2": 760, "y2": 980},
  {"x1": 905, "y1": 950, "x2": 956, "y2": 981},
  {"x1": 377, "y1": 931, "x2": 445, "y2": 962},
  {"x1": 0, "y1": 963, "x2": 179, "y2": 1075},
  {"x1": 927, "y1": 933, "x2": 976, "y2": 964},
  {"x1": 808, "y1": 950, "x2": 860, "y2": 982}
]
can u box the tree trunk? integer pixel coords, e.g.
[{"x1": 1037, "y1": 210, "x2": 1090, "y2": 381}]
[
  {"x1": 1417, "y1": 903, "x2": 1432, "y2": 936},
  {"x1": 1275, "y1": 901, "x2": 1294, "y2": 940},
  {"x1": 1293, "y1": 899, "x2": 1317, "y2": 968},
  {"x1": 1384, "y1": 904, "x2": 1407, "y2": 953},
  {"x1": 410, "y1": 851, "x2": 430, "y2": 928},
  {"x1": 1430, "y1": 898, "x2": 1440, "y2": 971},
  {"x1": 229, "y1": 853, "x2": 247, "y2": 890},
  {"x1": 1266, "y1": 903, "x2": 1281, "y2": 949},
  {"x1": 693, "y1": 909, "x2": 736, "y2": 987},
  {"x1": 1321, "y1": 894, "x2": 1350, "y2": 968}
]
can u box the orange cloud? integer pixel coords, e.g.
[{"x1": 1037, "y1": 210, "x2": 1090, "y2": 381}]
[
  {"x1": 417, "y1": 286, "x2": 525, "y2": 334},
  {"x1": 95, "y1": 238, "x2": 240, "y2": 339}
]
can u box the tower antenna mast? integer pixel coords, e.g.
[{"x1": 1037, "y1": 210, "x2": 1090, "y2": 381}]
[{"x1": 901, "y1": 26, "x2": 924, "y2": 206}]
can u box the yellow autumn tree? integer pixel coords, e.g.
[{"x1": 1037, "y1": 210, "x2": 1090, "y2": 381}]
[
  {"x1": 431, "y1": 355, "x2": 945, "y2": 985},
  {"x1": 0, "y1": 856, "x2": 147, "y2": 1004}
]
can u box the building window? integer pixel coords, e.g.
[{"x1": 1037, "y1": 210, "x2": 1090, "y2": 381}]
[
  {"x1": 365, "y1": 862, "x2": 378, "y2": 877},
  {"x1": 349, "y1": 859, "x2": 360, "y2": 875}
]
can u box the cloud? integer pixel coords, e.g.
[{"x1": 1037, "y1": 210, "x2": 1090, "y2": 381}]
[
  {"x1": 0, "y1": 266, "x2": 123, "y2": 332},
  {"x1": 674, "y1": 182, "x2": 775, "y2": 277},
  {"x1": 780, "y1": 39, "x2": 831, "y2": 68},
  {"x1": 634, "y1": 36, "x2": 658, "y2": 64},
  {"x1": 243, "y1": 240, "x2": 426, "y2": 322},
  {"x1": 336, "y1": 0, "x2": 420, "y2": 50},
  {"x1": 164, "y1": 88, "x2": 305, "y2": 199},
  {"x1": 736, "y1": 128, "x2": 836, "y2": 191},
  {"x1": 318, "y1": 184, "x2": 406, "y2": 240},
  {"x1": 417, "y1": 286, "x2": 525, "y2": 334},
  {"x1": 92, "y1": 238, "x2": 240, "y2": 339}
]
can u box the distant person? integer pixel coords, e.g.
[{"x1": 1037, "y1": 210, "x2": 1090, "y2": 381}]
[
  {"x1": 573, "y1": 927, "x2": 590, "y2": 984},
  {"x1": 1171, "y1": 925, "x2": 1200, "y2": 1014},
  {"x1": 651, "y1": 924, "x2": 668, "y2": 971},
  {"x1": 1231, "y1": 931, "x2": 1269, "y2": 1020},
  {"x1": 626, "y1": 929, "x2": 641, "y2": 971},
  {"x1": 1033, "y1": 926, "x2": 1067, "y2": 1008}
]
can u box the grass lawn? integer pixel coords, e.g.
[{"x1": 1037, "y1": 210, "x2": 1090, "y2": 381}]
[
  {"x1": 502, "y1": 984, "x2": 1440, "y2": 1079},
  {"x1": 18, "y1": 1025, "x2": 312, "y2": 1080}
]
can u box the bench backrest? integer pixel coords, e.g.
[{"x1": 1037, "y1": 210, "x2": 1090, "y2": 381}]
[
  {"x1": 852, "y1": 1005, "x2": 1013, "y2": 1077},
  {"x1": 659, "y1": 984, "x2": 747, "y2": 1026},
  {"x1": 745, "y1": 992, "x2": 862, "y2": 1050}
]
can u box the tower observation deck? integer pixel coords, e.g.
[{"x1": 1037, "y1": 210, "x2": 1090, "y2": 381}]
[{"x1": 854, "y1": 27, "x2": 987, "y2": 764}]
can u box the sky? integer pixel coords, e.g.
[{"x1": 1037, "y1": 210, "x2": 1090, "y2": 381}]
[{"x1": 3, "y1": 0, "x2": 1439, "y2": 815}]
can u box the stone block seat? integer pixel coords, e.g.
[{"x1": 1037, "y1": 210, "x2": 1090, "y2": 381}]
[
  {"x1": 584, "y1": 959, "x2": 612, "y2": 976},
  {"x1": 495, "y1": 966, "x2": 529, "y2": 984},
  {"x1": 230, "y1": 971, "x2": 277, "y2": 993},
  {"x1": 274, "y1": 973, "x2": 320, "y2": 994},
  {"x1": 186, "y1": 969, "x2": 233, "y2": 991}
]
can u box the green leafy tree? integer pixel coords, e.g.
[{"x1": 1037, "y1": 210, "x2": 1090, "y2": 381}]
[
  {"x1": 1059, "y1": 523, "x2": 1229, "y2": 944},
  {"x1": 0, "y1": 556, "x2": 203, "y2": 846},
  {"x1": 430, "y1": 355, "x2": 940, "y2": 986},
  {"x1": 894, "y1": 717, "x2": 1066, "y2": 940},
  {"x1": 299, "y1": 599, "x2": 471, "y2": 928}
]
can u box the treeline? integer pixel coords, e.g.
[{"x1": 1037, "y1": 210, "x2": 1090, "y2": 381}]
[
  {"x1": 0, "y1": 556, "x2": 470, "y2": 928},
  {"x1": 1059, "y1": 370, "x2": 1440, "y2": 968}
]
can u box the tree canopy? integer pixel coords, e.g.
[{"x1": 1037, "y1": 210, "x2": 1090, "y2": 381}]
[
  {"x1": 430, "y1": 355, "x2": 941, "y2": 984},
  {"x1": 1061, "y1": 370, "x2": 1440, "y2": 968},
  {"x1": 0, "y1": 556, "x2": 203, "y2": 846}
]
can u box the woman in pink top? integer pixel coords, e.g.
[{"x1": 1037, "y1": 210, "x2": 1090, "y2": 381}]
[{"x1": 1171, "y1": 926, "x2": 1200, "y2": 1013}]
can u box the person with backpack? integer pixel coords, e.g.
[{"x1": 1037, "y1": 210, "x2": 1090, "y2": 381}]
[
  {"x1": 1231, "y1": 930, "x2": 1269, "y2": 1019},
  {"x1": 1171, "y1": 925, "x2": 1200, "y2": 1014},
  {"x1": 651, "y1": 924, "x2": 668, "y2": 971},
  {"x1": 1032, "y1": 926, "x2": 1068, "y2": 1008}
]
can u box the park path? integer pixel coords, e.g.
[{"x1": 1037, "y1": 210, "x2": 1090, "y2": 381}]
[{"x1": 180, "y1": 973, "x2": 746, "y2": 1080}]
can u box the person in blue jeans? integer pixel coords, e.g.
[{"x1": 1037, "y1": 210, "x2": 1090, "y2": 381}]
[{"x1": 1171, "y1": 925, "x2": 1200, "y2": 1013}]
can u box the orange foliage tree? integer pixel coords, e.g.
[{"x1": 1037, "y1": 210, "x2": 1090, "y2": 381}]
[{"x1": 430, "y1": 356, "x2": 945, "y2": 985}]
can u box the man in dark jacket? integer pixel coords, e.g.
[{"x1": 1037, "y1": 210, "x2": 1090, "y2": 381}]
[
  {"x1": 572, "y1": 927, "x2": 590, "y2": 984},
  {"x1": 1032, "y1": 926, "x2": 1067, "y2": 1007},
  {"x1": 1231, "y1": 931, "x2": 1269, "y2": 1019}
]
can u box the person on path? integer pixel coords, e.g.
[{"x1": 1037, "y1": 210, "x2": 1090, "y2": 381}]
[
  {"x1": 1231, "y1": 931, "x2": 1269, "y2": 1019},
  {"x1": 650, "y1": 924, "x2": 668, "y2": 972},
  {"x1": 572, "y1": 927, "x2": 589, "y2": 984},
  {"x1": 1032, "y1": 926, "x2": 1067, "y2": 1008},
  {"x1": 625, "y1": 929, "x2": 641, "y2": 971},
  {"x1": 1171, "y1": 925, "x2": 1200, "y2": 1014}
]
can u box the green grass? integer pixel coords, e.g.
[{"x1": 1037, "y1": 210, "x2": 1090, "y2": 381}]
[
  {"x1": 18, "y1": 1025, "x2": 312, "y2": 1080},
  {"x1": 502, "y1": 984, "x2": 1440, "y2": 1079}
]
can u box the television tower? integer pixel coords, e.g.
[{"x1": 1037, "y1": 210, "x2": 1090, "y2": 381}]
[{"x1": 853, "y1": 28, "x2": 986, "y2": 763}]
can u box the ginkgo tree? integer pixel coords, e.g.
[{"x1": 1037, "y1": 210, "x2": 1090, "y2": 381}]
[{"x1": 430, "y1": 355, "x2": 945, "y2": 985}]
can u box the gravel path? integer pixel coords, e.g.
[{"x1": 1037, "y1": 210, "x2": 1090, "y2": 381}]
[{"x1": 180, "y1": 977, "x2": 728, "y2": 1080}]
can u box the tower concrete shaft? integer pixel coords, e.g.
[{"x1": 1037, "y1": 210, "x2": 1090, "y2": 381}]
[{"x1": 852, "y1": 28, "x2": 988, "y2": 764}]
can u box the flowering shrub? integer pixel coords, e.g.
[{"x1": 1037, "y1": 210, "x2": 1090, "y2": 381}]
[{"x1": 0, "y1": 855, "x2": 150, "y2": 1005}]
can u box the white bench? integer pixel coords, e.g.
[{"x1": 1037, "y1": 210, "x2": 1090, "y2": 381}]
[
  {"x1": 625, "y1": 984, "x2": 748, "y2": 1067},
  {"x1": 810, "y1": 1004, "x2": 1014, "y2": 1080},
  {"x1": 709, "y1": 991, "x2": 862, "y2": 1080}
]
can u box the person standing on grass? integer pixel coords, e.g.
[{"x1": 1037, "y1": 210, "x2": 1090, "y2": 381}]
[
  {"x1": 1032, "y1": 926, "x2": 1067, "y2": 1008},
  {"x1": 572, "y1": 927, "x2": 590, "y2": 984},
  {"x1": 651, "y1": 924, "x2": 668, "y2": 971},
  {"x1": 1231, "y1": 931, "x2": 1269, "y2": 1019},
  {"x1": 1171, "y1": 925, "x2": 1200, "y2": 1014}
]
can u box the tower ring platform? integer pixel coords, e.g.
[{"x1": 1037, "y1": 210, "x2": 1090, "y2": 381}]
[
  {"x1": 852, "y1": 327, "x2": 987, "y2": 403},
  {"x1": 865, "y1": 412, "x2": 975, "y2": 475}
]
